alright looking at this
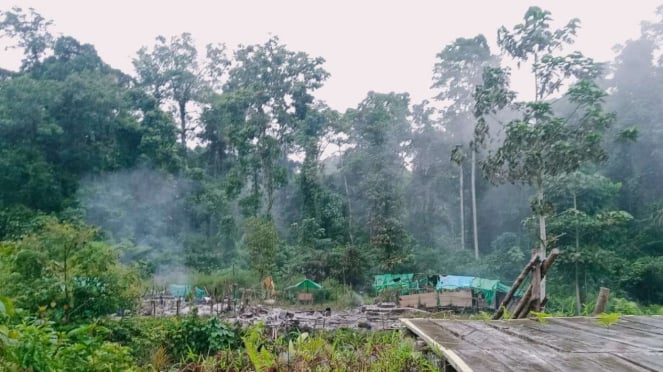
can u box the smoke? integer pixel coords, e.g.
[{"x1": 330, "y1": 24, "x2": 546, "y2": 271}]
[{"x1": 79, "y1": 166, "x2": 192, "y2": 272}]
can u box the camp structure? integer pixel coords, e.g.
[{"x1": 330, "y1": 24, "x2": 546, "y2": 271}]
[
  {"x1": 436, "y1": 275, "x2": 512, "y2": 309},
  {"x1": 168, "y1": 284, "x2": 208, "y2": 301},
  {"x1": 285, "y1": 278, "x2": 323, "y2": 304},
  {"x1": 398, "y1": 275, "x2": 515, "y2": 311},
  {"x1": 373, "y1": 273, "x2": 419, "y2": 295}
]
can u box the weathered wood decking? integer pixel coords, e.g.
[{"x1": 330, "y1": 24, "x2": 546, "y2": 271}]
[{"x1": 401, "y1": 315, "x2": 663, "y2": 372}]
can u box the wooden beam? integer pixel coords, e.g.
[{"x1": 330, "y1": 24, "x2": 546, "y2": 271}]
[
  {"x1": 512, "y1": 286, "x2": 532, "y2": 319},
  {"x1": 592, "y1": 287, "x2": 610, "y2": 316},
  {"x1": 531, "y1": 251, "x2": 542, "y2": 312},
  {"x1": 513, "y1": 248, "x2": 560, "y2": 318},
  {"x1": 400, "y1": 318, "x2": 474, "y2": 372},
  {"x1": 493, "y1": 254, "x2": 539, "y2": 320}
]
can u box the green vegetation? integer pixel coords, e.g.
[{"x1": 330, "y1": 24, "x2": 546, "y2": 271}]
[{"x1": 1, "y1": 4, "x2": 663, "y2": 370}]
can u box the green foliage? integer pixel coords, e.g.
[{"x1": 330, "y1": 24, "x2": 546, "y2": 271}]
[
  {"x1": 0, "y1": 318, "x2": 136, "y2": 371},
  {"x1": 596, "y1": 312, "x2": 621, "y2": 328},
  {"x1": 164, "y1": 314, "x2": 241, "y2": 359},
  {"x1": 0, "y1": 218, "x2": 141, "y2": 321},
  {"x1": 243, "y1": 322, "x2": 276, "y2": 371},
  {"x1": 0, "y1": 5, "x2": 662, "y2": 343},
  {"x1": 243, "y1": 216, "x2": 279, "y2": 279},
  {"x1": 529, "y1": 310, "x2": 553, "y2": 324}
]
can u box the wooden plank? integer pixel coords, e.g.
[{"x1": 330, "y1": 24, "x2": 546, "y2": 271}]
[
  {"x1": 498, "y1": 318, "x2": 642, "y2": 354},
  {"x1": 400, "y1": 318, "x2": 474, "y2": 372},
  {"x1": 613, "y1": 352, "x2": 663, "y2": 372},
  {"x1": 399, "y1": 292, "x2": 439, "y2": 308},
  {"x1": 550, "y1": 317, "x2": 663, "y2": 351},
  {"x1": 619, "y1": 315, "x2": 663, "y2": 331},
  {"x1": 401, "y1": 316, "x2": 663, "y2": 372}
]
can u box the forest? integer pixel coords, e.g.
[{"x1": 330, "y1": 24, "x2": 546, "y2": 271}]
[{"x1": 0, "y1": 4, "x2": 662, "y2": 371}]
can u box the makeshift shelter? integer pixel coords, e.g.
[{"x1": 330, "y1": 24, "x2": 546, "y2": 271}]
[
  {"x1": 434, "y1": 275, "x2": 515, "y2": 309},
  {"x1": 285, "y1": 279, "x2": 323, "y2": 291},
  {"x1": 373, "y1": 273, "x2": 417, "y2": 294},
  {"x1": 285, "y1": 279, "x2": 323, "y2": 304},
  {"x1": 435, "y1": 275, "x2": 475, "y2": 291},
  {"x1": 168, "y1": 284, "x2": 208, "y2": 299}
]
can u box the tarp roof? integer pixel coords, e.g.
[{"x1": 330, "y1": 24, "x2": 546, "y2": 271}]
[
  {"x1": 436, "y1": 275, "x2": 475, "y2": 291},
  {"x1": 168, "y1": 284, "x2": 207, "y2": 298},
  {"x1": 373, "y1": 273, "x2": 415, "y2": 292},
  {"x1": 285, "y1": 279, "x2": 323, "y2": 291},
  {"x1": 471, "y1": 277, "x2": 502, "y2": 305}
]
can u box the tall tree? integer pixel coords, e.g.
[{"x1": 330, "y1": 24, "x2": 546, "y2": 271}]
[
  {"x1": 220, "y1": 36, "x2": 329, "y2": 217},
  {"x1": 432, "y1": 35, "x2": 496, "y2": 258},
  {"x1": 546, "y1": 171, "x2": 632, "y2": 313},
  {"x1": 343, "y1": 92, "x2": 411, "y2": 270},
  {"x1": 0, "y1": 7, "x2": 53, "y2": 70},
  {"x1": 485, "y1": 6, "x2": 613, "y2": 303},
  {"x1": 407, "y1": 101, "x2": 456, "y2": 250},
  {"x1": 133, "y1": 33, "x2": 229, "y2": 163},
  {"x1": 450, "y1": 145, "x2": 466, "y2": 251}
]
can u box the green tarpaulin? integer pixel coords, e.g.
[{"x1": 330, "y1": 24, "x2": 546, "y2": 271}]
[
  {"x1": 168, "y1": 284, "x2": 207, "y2": 298},
  {"x1": 373, "y1": 273, "x2": 415, "y2": 294},
  {"x1": 470, "y1": 277, "x2": 502, "y2": 305},
  {"x1": 285, "y1": 279, "x2": 323, "y2": 291}
]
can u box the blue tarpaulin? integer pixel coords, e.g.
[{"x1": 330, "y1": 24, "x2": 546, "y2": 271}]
[
  {"x1": 435, "y1": 275, "x2": 475, "y2": 291},
  {"x1": 168, "y1": 284, "x2": 208, "y2": 298}
]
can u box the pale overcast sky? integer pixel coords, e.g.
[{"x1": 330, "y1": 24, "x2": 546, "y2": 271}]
[{"x1": 2, "y1": 1, "x2": 661, "y2": 110}]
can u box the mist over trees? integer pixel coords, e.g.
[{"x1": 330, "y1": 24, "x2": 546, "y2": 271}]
[{"x1": 1, "y1": 4, "x2": 663, "y2": 315}]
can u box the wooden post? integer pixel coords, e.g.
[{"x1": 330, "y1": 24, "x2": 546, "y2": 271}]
[
  {"x1": 176, "y1": 298, "x2": 180, "y2": 316},
  {"x1": 512, "y1": 290, "x2": 532, "y2": 319},
  {"x1": 512, "y1": 248, "x2": 560, "y2": 318},
  {"x1": 493, "y1": 255, "x2": 539, "y2": 319},
  {"x1": 531, "y1": 250, "x2": 542, "y2": 312},
  {"x1": 592, "y1": 287, "x2": 610, "y2": 316}
]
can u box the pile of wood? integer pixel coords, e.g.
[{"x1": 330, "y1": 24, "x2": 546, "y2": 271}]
[{"x1": 493, "y1": 248, "x2": 560, "y2": 320}]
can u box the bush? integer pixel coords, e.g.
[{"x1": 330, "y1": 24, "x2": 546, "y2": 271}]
[
  {"x1": 0, "y1": 317, "x2": 136, "y2": 371},
  {"x1": 163, "y1": 313, "x2": 242, "y2": 359}
]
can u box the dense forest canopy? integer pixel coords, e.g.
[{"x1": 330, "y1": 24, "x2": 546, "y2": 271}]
[{"x1": 1, "y1": 4, "x2": 662, "y2": 322}]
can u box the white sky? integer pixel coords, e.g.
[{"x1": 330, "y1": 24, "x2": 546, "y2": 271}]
[{"x1": 2, "y1": 0, "x2": 661, "y2": 111}]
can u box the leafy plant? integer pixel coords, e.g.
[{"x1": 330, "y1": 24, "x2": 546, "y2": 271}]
[
  {"x1": 243, "y1": 322, "x2": 276, "y2": 371},
  {"x1": 529, "y1": 310, "x2": 553, "y2": 324},
  {"x1": 596, "y1": 312, "x2": 621, "y2": 329}
]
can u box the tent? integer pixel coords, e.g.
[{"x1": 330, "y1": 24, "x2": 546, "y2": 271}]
[
  {"x1": 435, "y1": 275, "x2": 475, "y2": 291},
  {"x1": 285, "y1": 279, "x2": 323, "y2": 291},
  {"x1": 168, "y1": 284, "x2": 208, "y2": 299},
  {"x1": 434, "y1": 275, "x2": 517, "y2": 309},
  {"x1": 373, "y1": 273, "x2": 416, "y2": 294},
  {"x1": 470, "y1": 278, "x2": 503, "y2": 307}
]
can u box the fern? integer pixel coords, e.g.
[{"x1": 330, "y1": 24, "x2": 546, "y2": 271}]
[
  {"x1": 596, "y1": 312, "x2": 621, "y2": 329},
  {"x1": 529, "y1": 310, "x2": 552, "y2": 324},
  {"x1": 243, "y1": 323, "x2": 276, "y2": 371},
  {"x1": 501, "y1": 305, "x2": 513, "y2": 320}
]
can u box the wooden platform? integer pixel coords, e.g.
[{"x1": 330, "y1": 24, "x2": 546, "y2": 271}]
[{"x1": 401, "y1": 315, "x2": 663, "y2": 372}]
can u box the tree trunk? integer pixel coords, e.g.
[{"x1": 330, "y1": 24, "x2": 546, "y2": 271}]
[
  {"x1": 341, "y1": 152, "x2": 355, "y2": 245},
  {"x1": 179, "y1": 100, "x2": 188, "y2": 163},
  {"x1": 471, "y1": 150, "x2": 479, "y2": 259},
  {"x1": 574, "y1": 191, "x2": 581, "y2": 315},
  {"x1": 536, "y1": 175, "x2": 547, "y2": 300},
  {"x1": 459, "y1": 163, "x2": 465, "y2": 251}
]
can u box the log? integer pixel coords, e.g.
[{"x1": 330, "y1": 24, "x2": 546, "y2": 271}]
[
  {"x1": 493, "y1": 254, "x2": 539, "y2": 320},
  {"x1": 531, "y1": 252, "x2": 542, "y2": 312},
  {"x1": 592, "y1": 287, "x2": 610, "y2": 316},
  {"x1": 512, "y1": 288, "x2": 532, "y2": 319},
  {"x1": 513, "y1": 248, "x2": 560, "y2": 318}
]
